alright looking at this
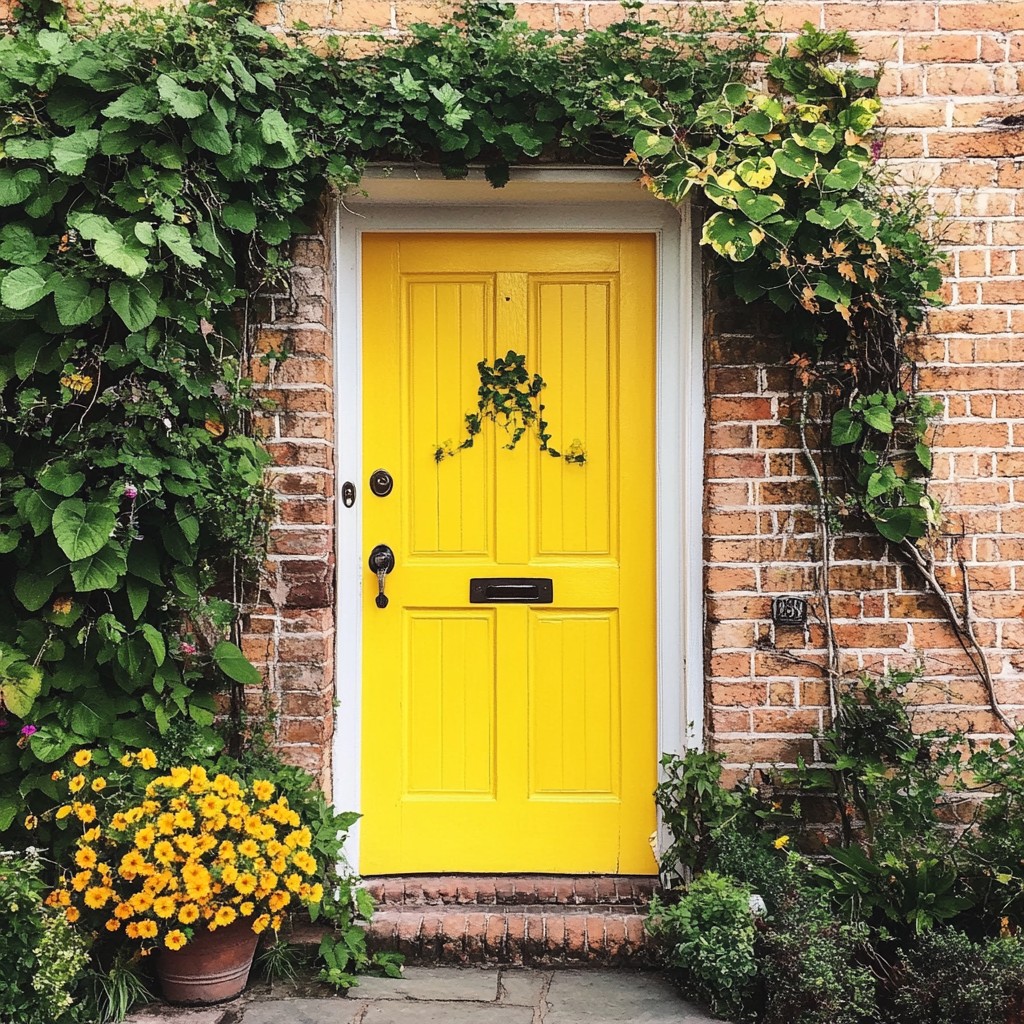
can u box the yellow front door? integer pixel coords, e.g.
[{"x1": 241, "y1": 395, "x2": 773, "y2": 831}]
[{"x1": 360, "y1": 233, "x2": 657, "y2": 875}]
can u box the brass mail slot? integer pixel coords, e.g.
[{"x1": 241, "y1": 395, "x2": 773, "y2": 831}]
[{"x1": 469, "y1": 578, "x2": 553, "y2": 604}]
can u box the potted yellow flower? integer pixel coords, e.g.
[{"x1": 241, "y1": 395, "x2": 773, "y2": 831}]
[{"x1": 47, "y1": 748, "x2": 323, "y2": 1005}]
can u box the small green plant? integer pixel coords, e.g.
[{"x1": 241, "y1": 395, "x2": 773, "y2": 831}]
[
  {"x1": 434, "y1": 350, "x2": 585, "y2": 464},
  {"x1": 655, "y1": 749, "x2": 743, "y2": 884},
  {"x1": 82, "y1": 949, "x2": 152, "y2": 1024},
  {"x1": 646, "y1": 872, "x2": 758, "y2": 1021}
]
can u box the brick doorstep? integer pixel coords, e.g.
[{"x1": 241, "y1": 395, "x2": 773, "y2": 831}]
[
  {"x1": 365, "y1": 903, "x2": 655, "y2": 966},
  {"x1": 287, "y1": 876, "x2": 659, "y2": 966}
]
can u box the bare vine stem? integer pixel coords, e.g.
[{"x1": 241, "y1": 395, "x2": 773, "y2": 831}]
[
  {"x1": 897, "y1": 538, "x2": 1014, "y2": 734},
  {"x1": 798, "y1": 388, "x2": 840, "y2": 722}
]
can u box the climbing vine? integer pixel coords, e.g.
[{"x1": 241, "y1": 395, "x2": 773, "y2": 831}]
[
  {"x1": 434, "y1": 351, "x2": 585, "y2": 464},
  {"x1": 0, "y1": 0, "x2": 972, "y2": 838}
]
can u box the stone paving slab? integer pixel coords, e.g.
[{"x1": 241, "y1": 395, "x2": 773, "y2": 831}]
[
  {"x1": 362, "y1": 1003, "x2": 535, "y2": 1024},
  {"x1": 546, "y1": 971, "x2": 713, "y2": 1023},
  {"x1": 352, "y1": 967, "x2": 500, "y2": 1001}
]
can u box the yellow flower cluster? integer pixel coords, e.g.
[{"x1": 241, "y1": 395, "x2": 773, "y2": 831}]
[
  {"x1": 59, "y1": 372, "x2": 94, "y2": 394},
  {"x1": 47, "y1": 750, "x2": 323, "y2": 953}
]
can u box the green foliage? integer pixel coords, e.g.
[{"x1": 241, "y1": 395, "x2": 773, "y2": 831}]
[
  {"x1": 785, "y1": 674, "x2": 975, "y2": 935},
  {"x1": 886, "y1": 930, "x2": 1024, "y2": 1024},
  {"x1": 0, "y1": 852, "x2": 90, "y2": 1024},
  {"x1": 758, "y1": 896, "x2": 877, "y2": 1024},
  {"x1": 647, "y1": 872, "x2": 758, "y2": 1021},
  {"x1": 435, "y1": 350, "x2": 584, "y2": 465},
  {"x1": 0, "y1": 0, "x2": 353, "y2": 829},
  {"x1": 0, "y1": 0, "x2": 946, "y2": 851},
  {"x1": 828, "y1": 390, "x2": 943, "y2": 542},
  {"x1": 654, "y1": 749, "x2": 743, "y2": 884}
]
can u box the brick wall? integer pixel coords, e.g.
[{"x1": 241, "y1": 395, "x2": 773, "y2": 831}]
[{"x1": 245, "y1": 0, "x2": 1024, "y2": 788}]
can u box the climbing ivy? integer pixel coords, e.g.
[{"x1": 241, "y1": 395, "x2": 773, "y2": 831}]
[
  {"x1": 0, "y1": 0, "x2": 950, "y2": 832},
  {"x1": 434, "y1": 351, "x2": 586, "y2": 464}
]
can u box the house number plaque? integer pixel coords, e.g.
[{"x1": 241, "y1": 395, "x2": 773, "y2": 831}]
[{"x1": 772, "y1": 596, "x2": 808, "y2": 627}]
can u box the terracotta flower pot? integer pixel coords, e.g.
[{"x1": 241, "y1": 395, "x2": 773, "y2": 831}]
[{"x1": 156, "y1": 920, "x2": 259, "y2": 1005}]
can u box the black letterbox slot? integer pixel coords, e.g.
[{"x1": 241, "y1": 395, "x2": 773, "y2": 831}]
[{"x1": 469, "y1": 578, "x2": 553, "y2": 604}]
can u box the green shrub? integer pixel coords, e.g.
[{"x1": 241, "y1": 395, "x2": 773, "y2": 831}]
[
  {"x1": 758, "y1": 894, "x2": 878, "y2": 1024},
  {"x1": 885, "y1": 929, "x2": 1024, "y2": 1024},
  {"x1": 646, "y1": 872, "x2": 758, "y2": 1020},
  {"x1": 0, "y1": 851, "x2": 89, "y2": 1024}
]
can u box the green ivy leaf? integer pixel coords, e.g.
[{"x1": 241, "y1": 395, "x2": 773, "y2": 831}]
[
  {"x1": 139, "y1": 624, "x2": 167, "y2": 667},
  {"x1": 1, "y1": 266, "x2": 56, "y2": 311},
  {"x1": 0, "y1": 224, "x2": 50, "y2": 266},
  {"x1": 831, "y1": 408, "x2": 862, "y2": 446},
  {"x1": 53, "y1": 276, "x2": 106, "y2": 327},
  {"x1": 773, "y1": 139, "x2": 818, "y2": 178},
  {"x1": 38, "y1": 461, "x2": 85, "y2": 496},
  {"x1": 722, "y1": 82, "x2": 749, "y2": 107},
  {"x1": 221, "y1": 201, "x2": 257, "y2": 233},
  {"x1": 792, "y1": 123, "x2": 836, "y2": 153},
  {"x1": 0, "y1": 662, "x2": 42, "y2": 719},
  {"x1": 14, "y1": 571, "x2": 57, "y2": 612},
  {"x1": 734, "y1": 110, "x2": 772, "y2": 135},
  {"x1": 822, "y1": 157, "x2": 864, "y2": 192},
  {"x1": 71, "y1": 544, "x2": 127, "y2": 592},
  {"x1": 735, "y1": 189, "x2": 784, "y2": 222},
  {"x1": 0, "y1": 168, "x2": 42, "y2": 207},
  {"x1": 14, "y1": 489, "x2": 54, "y2": 536},
  {"x1": 862, "y1": 406, "x2": 894, "y2": 433},
  {"x1": 52, "y1": 499, "x2": 117, "y2": 560},
  {"x1": 700, "y1": 210, "x2": 765, "y2": 262},
  {"x1": 259, "y1": 108, "x2": 298, "y2": 160},
  {"x1": 633, "y1": 130, "x2": 674, "y2": 159},
  {"x1": 126, "y1": 578, "x2": 150, "y2": 620},
  {"x1": 109, "y1": 279, "x2": 159, "y2": 332},
  {"x1": 156, "y1": 73, "x2": 209, "y2": 119},
  {"x1": 50, "y1": 128, "x2": 100, "y2": 175},
  {"x1": 156, "y1": 223, "x2": 204, "y2": 268},
  {"x1": 915, "y1": 442, "x2": 933, "y2": 472},
  {"x1": 873, "y1": 509, "x2": 913, "y2": 543},
  {"x1": 212, "y1": 640, "x2": 262, "y2": 685},
  {"x1": 29, "y1": 726, "x2": 76, "y2": 763}
]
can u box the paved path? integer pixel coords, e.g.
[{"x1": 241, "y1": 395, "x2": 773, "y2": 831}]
[
  {"x1": 235, "y1": 967, "x2": 717, "y2": 1024},
  {"x1": 128, "y1": 967, "x2": 718, "y2": 1024}
]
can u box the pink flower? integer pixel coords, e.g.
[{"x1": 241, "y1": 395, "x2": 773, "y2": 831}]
[
  {"x1": 0, "y1": 720, "x2": 8, "y2": 730},
  {"x1": 20, "y1": 725, "x2": 37, "y2": 737},
  {"x1": 180, "y1": 642, "x2": 197, "y2": 655},
  {"x1": 123, "y1": 483, "x2": 138, "y2": 500},
  {"x1": 870, "y1": 139, "x2": 883, "y2": 163}
]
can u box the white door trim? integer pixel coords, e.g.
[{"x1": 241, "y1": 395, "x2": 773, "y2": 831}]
[{"x1": 331, "y1": 169, "x2": 704, "y2": 871}]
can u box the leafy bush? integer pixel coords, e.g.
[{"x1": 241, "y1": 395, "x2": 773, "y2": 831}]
[
  {"x1": 886, "y1": 930, "x2": 1024, "y2": 1024},
  {"x1": 647, "y1": 872, "x2": 758, "y2": 1021},
  {"x1": 758, "y1": 893, "x2": 877, "y2": 1024},
  {"x1": 0, "y1": 851, "x2": 89, "y2": 1024}
]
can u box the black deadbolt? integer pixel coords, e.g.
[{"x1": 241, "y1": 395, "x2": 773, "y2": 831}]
[{"x1": 369, "y1": 469, "x2": 394, "y2": 497}]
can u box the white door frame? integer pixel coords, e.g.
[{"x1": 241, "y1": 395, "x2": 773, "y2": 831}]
[{"x1": 331, "y1": 167, "x2": 704, "y2": 871}]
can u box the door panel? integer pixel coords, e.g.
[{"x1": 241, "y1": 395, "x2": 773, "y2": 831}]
[{"x1": 361, "y1": 234, "x2": 657, "y2": 874}]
